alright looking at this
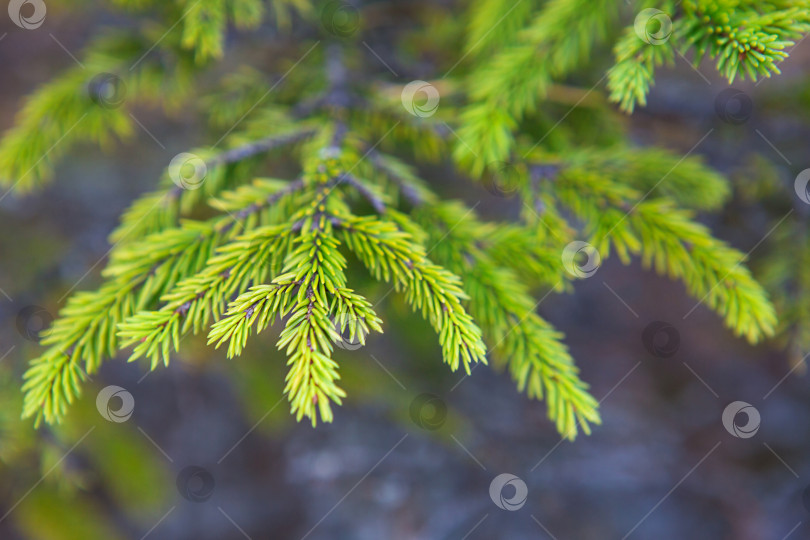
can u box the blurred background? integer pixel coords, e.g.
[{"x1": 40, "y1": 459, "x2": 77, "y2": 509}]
[{"x1": 1, "y1": 2, "x2": 810, "y2": 539}]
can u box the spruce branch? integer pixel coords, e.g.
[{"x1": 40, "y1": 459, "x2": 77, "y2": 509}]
[
  {"x1": 118, "y1": 224, "x2": 293, "y2": 368},
  {"x1": 22, "y1": 225, "x2": 226, "y2": 425},
  {"x1": 367, "y1": 150, "x2": 436, "y2": 207},
  {"x1": 10, "y1": 0, "x2": 790, "y2": 441},
  {"x1": 340, "y1": 215, "x2": 488, "y2": 374},
  {"x1": 0, "y1": 35, "x2": 159, "y2": 193},
  {"x1": 109, "y1": 124, "x2": 316, "y2": 245},
  {"x1": 552, "y1": 163, "x2": 777, "y2": 342},
  {"x1": 455, "y1": 0, "x2": 618, "y2": 173},
  {"x1": 561, "y1": 146, "x2": 731, "y2": 211},
  {"x1": 340, "y1": 173, "x2": 388, "y2": 214},
  {"x1": 680, "y1": 0, "x2": 810, "y2": 82},
  {"x1": 608, "y1": 0, "x2": 810, "y2": 111},
  {"x1": 207, "y1": 184, "x2": 370, "y2": 424},
  {"x1": 607, "y1": 27, "x2": 675, "y2": 113},
  {"x1": 416, "y1": 201, "x2": 600, "y2": 438},
  {"x1": 22, "y1": 178, "x2": 304, "y2": 424}
]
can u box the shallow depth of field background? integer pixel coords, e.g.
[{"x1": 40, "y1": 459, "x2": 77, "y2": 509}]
[{"x1": 1, "y1": 3, "x2": 810, "y2": 539}]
